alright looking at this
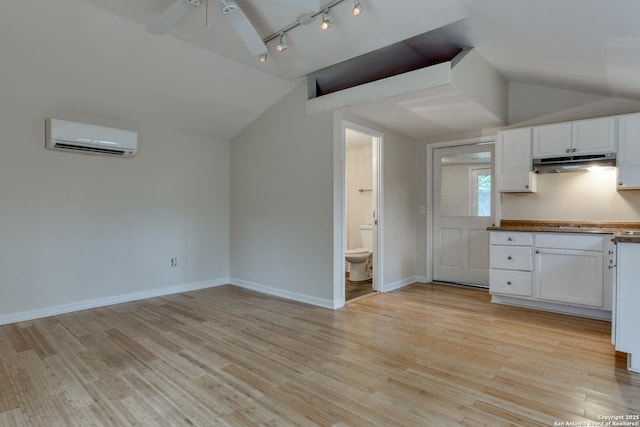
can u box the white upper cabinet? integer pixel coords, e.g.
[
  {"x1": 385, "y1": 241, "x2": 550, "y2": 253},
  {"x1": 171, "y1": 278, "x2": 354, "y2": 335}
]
[
  {"x1": 533, "y1": 123, "x2": 572, "y2": 158},
  {"x1": 496, "y1": 128, "x2": 537, "y2": 192},
  {"x1": 572, "y1": 117, "x2": 616, "y2": 154},
  {"x1": 617, "y1": 113, "x2": 640, "y2": 190},
  {"x1": 533, "y1": 117, "x2": 616, "y2": 159}
]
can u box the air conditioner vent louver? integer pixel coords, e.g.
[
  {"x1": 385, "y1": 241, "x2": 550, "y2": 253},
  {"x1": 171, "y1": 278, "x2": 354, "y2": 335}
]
[{"x1": 53, "y1": 142, "x2": 127, "y2": 156}]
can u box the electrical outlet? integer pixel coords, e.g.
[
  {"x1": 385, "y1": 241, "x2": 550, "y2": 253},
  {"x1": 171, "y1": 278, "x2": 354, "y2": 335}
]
[
  {"x1": 417, "y1": 206, "x2": 426, "y2": 215},
  {"x1": 171, "y1": 257, "x2": 177, "y2": 267}
]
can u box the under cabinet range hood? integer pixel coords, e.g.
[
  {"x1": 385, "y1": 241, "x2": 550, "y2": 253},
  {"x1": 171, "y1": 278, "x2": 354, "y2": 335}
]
[{"x1": 533, "y1": 153, "x2": 616, "y2": 173}]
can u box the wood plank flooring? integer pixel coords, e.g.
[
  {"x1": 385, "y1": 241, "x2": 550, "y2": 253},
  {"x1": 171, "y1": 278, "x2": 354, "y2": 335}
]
[
  {"x1": 0, "y1": 283, "x2": 638, "y2": 426},
  {"x1": 345, "y1": 275, "x2": 373, "y2": 301}
]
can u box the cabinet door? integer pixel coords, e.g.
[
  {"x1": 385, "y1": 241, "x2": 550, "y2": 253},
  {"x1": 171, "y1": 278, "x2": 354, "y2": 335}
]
[
  {"x1": 533, "y1": 123, "x2": 572, "y2": 158},
  {"x1": 572, "y1": 117, "x2": 616, "y2": 155},
  {"x1": 497, "y1": 129, "x2": 536, "y2": 192},
  {"x1": 617, "y1": 113, "x2": 640, "y2": 190},
  {"x1": 616, "y1": 243, "x2": 640, "y2": 357},
  {"x1": 533, "y1": 248, "x2": 604, "y2": 307}
]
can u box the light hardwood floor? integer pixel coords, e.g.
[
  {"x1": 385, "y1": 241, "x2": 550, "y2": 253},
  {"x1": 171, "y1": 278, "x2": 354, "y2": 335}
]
[{"x1": 0, "y1": 283, "x2": 638, "y2": 426}]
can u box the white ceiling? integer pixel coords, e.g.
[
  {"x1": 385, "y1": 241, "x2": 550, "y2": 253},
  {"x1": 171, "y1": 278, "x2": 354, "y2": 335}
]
[{"x1": 3, "y1": 0, "x2": 640, "y2": 140}]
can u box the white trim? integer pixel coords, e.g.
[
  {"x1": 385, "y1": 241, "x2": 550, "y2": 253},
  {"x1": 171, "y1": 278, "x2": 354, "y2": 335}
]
[
  {"x1": 382, "y1": 277, "x2": 417, "y2": 293},
  {"x1": 333, "y1": 116, "x2": 347, "y2": 304},
  {"x1": 231, "y1": 278, "x2": 339, "y2": 309},
  {"x1": 0, "y1": 278, "x2": 230, "y2": 326},
  {"x1": 491, "y1": 294, "x2": 612, "y2": 320},
  {"x1": 425, "y1": 136, "x2": 496, "y2": 283},
  {"x1": 415, "y1": 276, "x2": 428, "y2": 283},
  {"x1": 335, "y1": 117, "x2": 385, "y2": 304}
]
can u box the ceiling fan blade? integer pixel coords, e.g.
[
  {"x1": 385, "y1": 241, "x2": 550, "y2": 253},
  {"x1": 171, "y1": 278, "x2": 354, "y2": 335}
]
[
  {"x1": 268, "y1": 0, "x2": 323, "y2": 11},
  {"x1": 223, "y1": 3, "x2": 267, "y2": 56},
  {"x1": 147, "y1": 0, "x2": 199, "y2": 35}
]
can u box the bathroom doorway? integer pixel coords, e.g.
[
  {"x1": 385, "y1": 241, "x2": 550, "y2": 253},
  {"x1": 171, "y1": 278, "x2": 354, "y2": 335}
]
[{"x1": 343, "y1": 123, "x2": 382, "y2": 302}]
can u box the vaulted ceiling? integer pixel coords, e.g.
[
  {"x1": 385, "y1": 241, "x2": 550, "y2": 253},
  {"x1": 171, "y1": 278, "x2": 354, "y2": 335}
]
[{"x1": 2, "y1": 0, "x2": 640, "y2": 140}]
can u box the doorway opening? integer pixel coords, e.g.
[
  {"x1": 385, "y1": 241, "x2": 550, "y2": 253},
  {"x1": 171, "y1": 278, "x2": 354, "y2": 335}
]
[
  {"x1": 432, "y1": 143, "x2": 495, "y2": 288},
  {"x1": 342, "y1": 123, "x2": 382, "y2": 302}
]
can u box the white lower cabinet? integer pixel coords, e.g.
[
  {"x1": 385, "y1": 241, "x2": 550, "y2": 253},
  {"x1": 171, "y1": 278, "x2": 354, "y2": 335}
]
[
  {"x1": 533, "y1": 247, "x2": 604, "y2": 307},
  {"x1": 490, "y1": 231, "x2": 613, "y2": 317},
  {"x1": 614, "y1": 242, "x2": 640, "y2": 372},
  {"x1": 490, "y1": 232, "x2": 533, "y2": 297},
  {"x1": 533, "y1": 233, "x2": 607, "y2": 309}
]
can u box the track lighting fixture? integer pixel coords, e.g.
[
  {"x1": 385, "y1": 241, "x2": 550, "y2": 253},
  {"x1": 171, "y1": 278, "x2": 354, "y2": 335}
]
[
  {"x1": 320, "y1": 9, "x2": 332, "y2": 30},
  {"x1": 352, "y1": 0, "x2": 362, "y2": 16},
  {"x1": 276, "y1": 33, "x2": 288, "y2": 52},
  {"x1": 261, "y1": 0, "x2": 365, "y2": 61},
  {"x1": 258, "y1": 52, "x2": 268, "y2": 63}
]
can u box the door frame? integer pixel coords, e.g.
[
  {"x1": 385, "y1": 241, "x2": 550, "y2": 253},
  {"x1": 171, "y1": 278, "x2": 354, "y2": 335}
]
[
  {"x1": 425, "y1": 136, "x2": 499, "y2": 283},
  {"x1": 333, "y1": 120, "x2": 384, "y2": 307}
]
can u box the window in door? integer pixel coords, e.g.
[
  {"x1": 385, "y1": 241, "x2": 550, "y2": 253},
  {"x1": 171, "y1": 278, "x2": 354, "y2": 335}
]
[{"x1": 471, "y1": 168, "x2": 491, "y2": 217}]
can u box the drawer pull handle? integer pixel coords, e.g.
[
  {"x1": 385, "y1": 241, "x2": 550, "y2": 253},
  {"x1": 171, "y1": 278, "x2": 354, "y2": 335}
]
[
  {"x1": 507, "y1": 281, "x2": 512, "y2": 285},
  {"x1": 507, "y1": 237, "x2": 513, "y2": 241},
  {"x1": 507, "y1": 256, "x2": 512, "y2": 260}
]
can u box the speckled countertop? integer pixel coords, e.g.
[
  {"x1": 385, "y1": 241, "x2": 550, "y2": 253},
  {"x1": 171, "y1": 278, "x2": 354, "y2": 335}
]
[{"x1": 488, "y1": 220, "x2": 640, "y2": 243}]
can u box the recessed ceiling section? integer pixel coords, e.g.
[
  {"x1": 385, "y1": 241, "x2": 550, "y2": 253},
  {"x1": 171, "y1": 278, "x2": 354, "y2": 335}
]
[
  {"x1": 306, "y1": 48, "x2": 508, "y2": 138},
  {"x1": 308, "y1": 32, "x2": 464, "y2": 97}
]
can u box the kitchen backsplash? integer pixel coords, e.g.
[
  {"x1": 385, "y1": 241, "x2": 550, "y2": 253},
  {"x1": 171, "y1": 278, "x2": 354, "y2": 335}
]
[{"x1": 501, "y1": 169, "x2": 640, "y2": 221}]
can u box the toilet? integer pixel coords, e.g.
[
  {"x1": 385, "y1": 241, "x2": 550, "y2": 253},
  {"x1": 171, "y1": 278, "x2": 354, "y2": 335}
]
[{"x1": 345, "y1": 224, "x2": 373, "y2": 282}]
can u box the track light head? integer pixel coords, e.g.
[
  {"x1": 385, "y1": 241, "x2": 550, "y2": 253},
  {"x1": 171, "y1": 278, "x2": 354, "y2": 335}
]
[
  {"x1": 258, "y1": 52, "x2": 268, "y2": 63},
  {"x1": 320, "y1": 9, "x2": 332, "y2": 30},
  {"x1": 276, "y1": 33, "x2": 287, "y2": 52},
  {"x1": 220, "y1": 0, "x2": 238, "y2": 14},
  {"x1": 352, "y1": 0, "x2": 363, "y2": 16}
]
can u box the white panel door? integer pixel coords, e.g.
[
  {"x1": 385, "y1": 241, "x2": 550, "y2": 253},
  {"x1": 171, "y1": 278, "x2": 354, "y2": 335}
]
[{"x1": 433, "y1": 144, "x2": 495, "y2": 286}]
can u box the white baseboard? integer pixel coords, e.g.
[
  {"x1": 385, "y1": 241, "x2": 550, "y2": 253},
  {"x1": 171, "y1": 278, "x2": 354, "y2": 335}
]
[
  {"x1": 0, "y1": 278, "x2": 230, "y2": 326},
  {"x1": 382, "y1": 277, "x2": 417, "y2": 293},
  {"x1": 414, "y1": 276, "x2": 428, "y2": 283},
  {"x1": 231, "y1": 278, "x2": 338, "y2": 309},
  {"x1": 491, "y1": 294, "x2": 612, "y2": 320}
]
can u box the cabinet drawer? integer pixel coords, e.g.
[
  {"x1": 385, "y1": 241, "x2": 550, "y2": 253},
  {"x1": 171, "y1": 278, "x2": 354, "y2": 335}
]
[
  {"x1": 534, "y1": 233, "x2": 604, "y2": 251},
  {"x1": 490, "y1": 246, "x2": 532, "y2": 270},
  {"x1": 490, "y1": 232, "x2": 533, "y2": 246},
  {"x1": 490, "y1": 270, "x2": 532, "y2": 296}
]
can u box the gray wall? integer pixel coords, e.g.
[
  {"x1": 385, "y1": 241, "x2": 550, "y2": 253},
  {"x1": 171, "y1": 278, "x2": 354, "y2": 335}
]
[
  {"x1": 231, "y1": 83, "x2": 418, "y2": 305},
  {"x1": 230, "y1": 82, "x2": 336, "y2": 304},
  {"x1": 0, "y1": 105, "x2": 230, "y2": 321},
  {"x1": 380, "y1": 127, "x2": 417, "y2": 289}
]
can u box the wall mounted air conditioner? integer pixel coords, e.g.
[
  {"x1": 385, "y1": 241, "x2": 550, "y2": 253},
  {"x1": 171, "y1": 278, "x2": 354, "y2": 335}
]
[{"x1": 45, "y1": 118, "x2": 138, "y2": 157}]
